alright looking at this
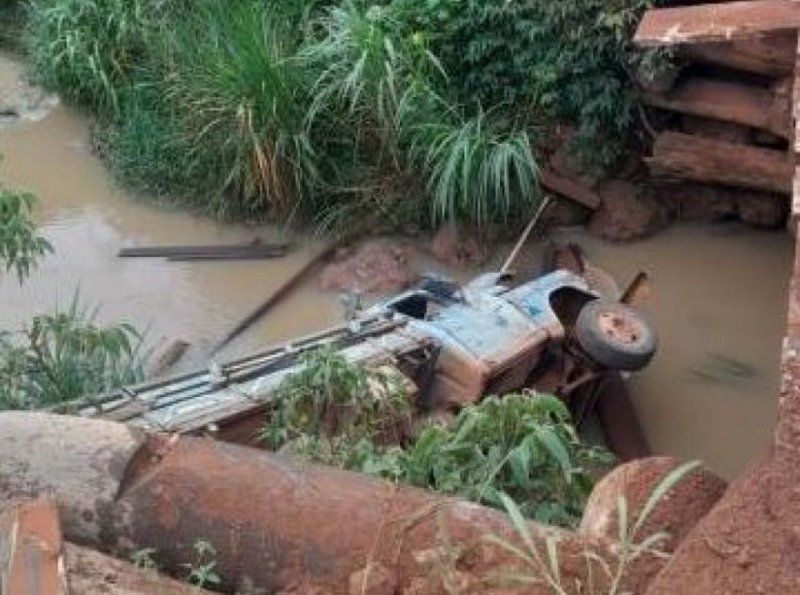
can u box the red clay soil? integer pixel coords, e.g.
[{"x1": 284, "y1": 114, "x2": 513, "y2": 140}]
[
  {"x1": 319, "y1": 240, "x2": 417, "y2": 294},
  {"x1": 580, "y1": 457, "x2": 727, "y2": 553}
]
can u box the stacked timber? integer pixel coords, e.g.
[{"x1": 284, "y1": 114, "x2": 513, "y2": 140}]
[{"x1": 634, "y1": 0, "x2": 800, "y2": 210}]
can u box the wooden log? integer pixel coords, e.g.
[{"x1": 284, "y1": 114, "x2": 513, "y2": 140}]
[
  {"x1": 539, "y1": 169, "x2": 602, "y2": 210},
  {"x1": 647, "y1": 131, "x2": 793, "y2": 194},
  {"x1": 642, "y1": 77, "x2": 791, "y2": 139},
  {"x1": 118, "y1": 242, "x2": 288, "y2": 259},
  {"x1": 683, "y1": 31, "x2": 797, "y2": 77},
  {"x1": 634, "y1": 0, "x2": 800, "y2": 47}
]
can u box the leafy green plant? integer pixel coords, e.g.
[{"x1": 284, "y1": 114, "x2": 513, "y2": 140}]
[
  {"x1": 393, "y1": 0, "x2": 657, "y2": 170},
  {"x1": 0, "y1": 295, "x2": 145, "y2": 410},
  {"x1": 261, "y1": 347, "x2": 412, "y2": 448},
  {"x1": 397, "y1": 394, "x2": 609, "y2": 526},
  {"x1": 183, "y1": 540, "x2": 222, "y2": 589},
  {"x1": 487, "y1": 461, "x2": 701, "y2": 594},
  {"x1": 0, "y1": 171, "x2": 52, "y2": 282},
  {"x1": 265, "y1": 354, "x2": 610, "y2": 527},
  {"x1": 131, "y1": 541, "x2": 222, "y2": 590}
]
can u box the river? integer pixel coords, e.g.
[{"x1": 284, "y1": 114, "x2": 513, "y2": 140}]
[{"x1": 0, "y1": 53, "x2": 792, "y2": 479}]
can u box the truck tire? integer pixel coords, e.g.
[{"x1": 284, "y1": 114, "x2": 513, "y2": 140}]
[{"x1": 574, "y1": 300, "x2": 657, "y2": 371}]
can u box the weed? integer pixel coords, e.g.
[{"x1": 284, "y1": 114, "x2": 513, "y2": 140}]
[
  {"x1": 261, "y1": 347, "x2": 411, "y2": 448},
  {"x1": 263, "y1": 351, "x2": 610, "y2": 527},
  {"x1": 25, "y1": 0, "x2": 157, "y2": 114},
  {"x1": 0, "y1": 164, "x2": 52, "y2": 282},
  {"x1": 486, "y1": 460, "x2": 701, "y2": 594},
  {"x1": 0, "y1": 294, "x2": 146, "y2": 410},
  {"x1": 183, "y1": 540, "x2": 222, "y2": 589}
]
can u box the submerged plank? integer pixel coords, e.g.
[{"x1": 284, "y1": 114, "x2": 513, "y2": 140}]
[
  {"x1": 118, "y1": 242, "x2": 288, "y2": 258},
  {"x1": 635, "y1": 1, "x2": 800, "y2": 47}
]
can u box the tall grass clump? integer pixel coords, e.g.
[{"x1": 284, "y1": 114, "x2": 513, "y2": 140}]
[
  {"x1": 155, "y1": 0, "x2": 318, "y2": 217},
  {"x1": 304, "y1": 2, "x2": 438, "y2": 151},
  {"x1": 25, "y1": 0, "x2": 157, "y2": 114},
  {"x1": 400, "y1": 101, "x2": 541, "y2": 225}
]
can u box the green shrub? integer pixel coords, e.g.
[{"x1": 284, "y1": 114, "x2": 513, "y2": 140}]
[
  {"x1": 262, "y1": 347, "x2": 412, "y2": 448},
  {"x1": 393, "y1": 0, "x2": 655, "y2": 169},
  {"x1": 0, "y1": 172, "x2": 52, "y2": 282},
  {"x1": 0, "y1": 295, "x2": 146, "y2": 410},
  {"x1": 264, "y1": 350, "x2": 610, "y2": 527}
]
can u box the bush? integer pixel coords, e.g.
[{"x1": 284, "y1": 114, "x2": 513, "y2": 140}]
[
  {"x1": 393, "y1": 0, "x2": 655, "y2": 169},
  {"x1": 0, "y1": 173, "x2": 52, "y2": 282},
  {"x1": 21, "y1": 0, "x2": 655, "y2": 224},
  {"x1": 0, "y1": 157, "x2": 146, "y2": 410},
  {"x1": 263, "y1": 350, "x2": 611, "y2": 526},
  {"x1": 0, "y1": 296, "x2": 146, "y2": 409}
]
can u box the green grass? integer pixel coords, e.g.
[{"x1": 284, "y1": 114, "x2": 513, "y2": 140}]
[
  {"x1": 19, "y1": 0, "x2": 654, "y2": 227},
  {"x1": 400, "y1": 103, "x2": 542, "y2": 225},
  {"x1": 25, "y1": 0, "x2": 158, "y2": 115}
]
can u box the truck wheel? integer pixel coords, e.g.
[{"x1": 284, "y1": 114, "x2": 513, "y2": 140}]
[{"x1": 574, "y1": 300, "x2": 657, "y2": 371}]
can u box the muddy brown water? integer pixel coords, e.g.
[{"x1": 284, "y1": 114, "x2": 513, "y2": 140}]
[{"x1": 0, "y1": 54, "x2": 792, "y2": 479}]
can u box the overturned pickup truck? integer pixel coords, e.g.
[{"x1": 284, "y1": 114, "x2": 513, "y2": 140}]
[{"x1": 76, "y1": 262, "x2": 657, "y2": 457}]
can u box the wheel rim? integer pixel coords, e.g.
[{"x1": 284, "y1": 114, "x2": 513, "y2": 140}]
[{"x1": 596, "y1": 309, "x2": 641, "y2": 347}]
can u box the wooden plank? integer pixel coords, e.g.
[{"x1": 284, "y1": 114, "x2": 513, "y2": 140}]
[
  {"x1": 646, "y1": 131, "x2": 793, "y2": 194},
  {"x1": 642, "y1": 77, "x2": 791, "y2": 139},
  {"x1": 684, "y1": 31, "x2": 797, "y2": 77},
  {"x1": 539, "y1": 169, "x2": 602, "y2": 210},
  {"x1": 118, "y1": 242, "x2": 288, "y2": 258},
  {"x1": 635, "y1": 1, "x2": 800, "y2": 47}
]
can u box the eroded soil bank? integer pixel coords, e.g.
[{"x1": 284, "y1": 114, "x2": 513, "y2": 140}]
[{"x1": 0, "y1": 53, "x2": 792, "y2": 480}]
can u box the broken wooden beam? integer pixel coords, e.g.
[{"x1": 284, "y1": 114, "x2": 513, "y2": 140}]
[
  {"x1": 540, "y1": 169, "x2": 602, "y2": 210},
  {"x1": 118, "y1": 242, "x2": 288, "y2": 259},
  {"x1": 684, "y1": 31, "x2": 797, "y2": 77},
  {"x1": 642, "y1": 77, "x2": 791, "y2": 139},
  {"x1": 634, "y1": 0, "x2": 800, "y2": 47},
  {"x1": 647, "y1": 131, "x2": 793, "y2": 194}
]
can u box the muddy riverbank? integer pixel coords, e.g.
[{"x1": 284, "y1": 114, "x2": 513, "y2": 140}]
[{"x1": 0, "y1": 53, "x2": 792, "y2": 479}]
